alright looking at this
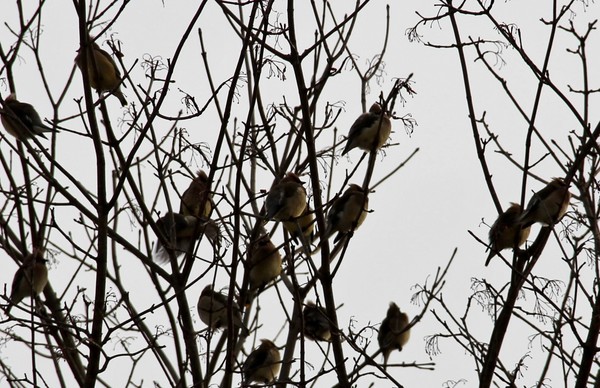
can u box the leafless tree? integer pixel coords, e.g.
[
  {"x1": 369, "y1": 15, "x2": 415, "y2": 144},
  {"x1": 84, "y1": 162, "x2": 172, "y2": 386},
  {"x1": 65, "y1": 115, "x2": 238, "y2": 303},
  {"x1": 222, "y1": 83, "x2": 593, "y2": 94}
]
[
  {"x1": 0, "y1": 1, "x2": 439, "y2": 387},
  {"x1": 411, "y1": 0, "x2": 600, "y2": 387}
]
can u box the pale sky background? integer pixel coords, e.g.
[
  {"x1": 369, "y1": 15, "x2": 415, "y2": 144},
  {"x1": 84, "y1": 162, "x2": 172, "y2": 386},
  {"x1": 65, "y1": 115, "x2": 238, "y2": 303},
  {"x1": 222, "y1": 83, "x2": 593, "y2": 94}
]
[{"x1": 1, "y1": 0, "x2": 598, "y2": 387}]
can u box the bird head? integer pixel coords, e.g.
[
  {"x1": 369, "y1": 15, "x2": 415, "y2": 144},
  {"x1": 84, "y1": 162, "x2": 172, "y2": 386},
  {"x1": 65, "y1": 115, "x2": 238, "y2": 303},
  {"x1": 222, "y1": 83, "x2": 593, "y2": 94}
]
[
  {"x1": 283, "y1": 171, "x2": 303, "y2": 185},
  {"x1": 369, "y1": 102, "x2": 383, "y2": 114}
]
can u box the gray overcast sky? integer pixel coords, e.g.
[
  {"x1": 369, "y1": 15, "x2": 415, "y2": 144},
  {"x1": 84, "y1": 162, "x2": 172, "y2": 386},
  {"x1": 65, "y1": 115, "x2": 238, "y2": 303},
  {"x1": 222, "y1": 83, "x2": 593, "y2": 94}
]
[{"x1": 1, "y1": 0, "x2": 598, "y2": 386}]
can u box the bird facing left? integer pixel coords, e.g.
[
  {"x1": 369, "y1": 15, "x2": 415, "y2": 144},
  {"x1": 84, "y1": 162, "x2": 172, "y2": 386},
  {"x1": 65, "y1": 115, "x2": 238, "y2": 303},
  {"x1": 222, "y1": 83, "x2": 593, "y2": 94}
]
[{"x1": 1, "y1": 94, "x2": 57, "y2": 140}]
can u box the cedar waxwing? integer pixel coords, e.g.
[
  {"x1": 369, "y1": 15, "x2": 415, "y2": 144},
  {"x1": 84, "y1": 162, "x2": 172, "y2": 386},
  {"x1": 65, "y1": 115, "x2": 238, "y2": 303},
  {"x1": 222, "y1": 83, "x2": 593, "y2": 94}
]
[
  {"x1": 247, "y1": 235, "x2": 282, "y2": 291},
  {"x1": 242, "y1": 339, "x2": 281, "y2": 386},
  {"x1": 6, "y1": 251, "x2": 49, "y2": 314},
  {"x1": 326, "y1": 184, "x2": 369, "y2": 242},
  {"x1": 518, "y1": 178, "x2": 571, "y2": 227},
  {"x1": 378, "y1": 302, "x2": 410, "y2": 369},
  {"x1": 485, "y1": 203, "x2": 531, "y2": 266},
  {"x1": 197, "y1": 285, "x2": 249, "y2": 335},
  {"x1": 265, "y1": 172, "x2": 307, "y2": 222},
  {"x1": 179, "y1": 170, "x2": 213, "y2": 218},
  {"x1": 342, "y1": 102, "x2": 392, "y2": 155},
  {"x1": 302, "y1": 301, "x2": 332, "y2": 342},
  {"x1": 282, "y1": 204, "x2": 315, "y2": 243},
  {"x1": 75, "y1": 40, "x2": 127, "y2": 106},
  {"x1": 152, "y1": 212, "x2": 220, "y2": 264},
  {"x1": 1, "y1": 94, "x2": 56, "y2": 139}
]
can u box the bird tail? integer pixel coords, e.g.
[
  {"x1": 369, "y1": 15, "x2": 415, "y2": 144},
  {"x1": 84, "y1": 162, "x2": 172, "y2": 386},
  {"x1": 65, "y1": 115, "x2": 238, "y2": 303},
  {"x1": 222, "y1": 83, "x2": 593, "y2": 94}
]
[
  {"x1": 151, "y1": 238, "x2": 192, "y2": 264},
  {"x1": 341, "y1": 142, "x2": 352, "y2": 156},
  {"x1": 239, "y1": 321, "x2": 250, "y2": 337},
  {"x1": 36, "y1": 123, "x2": 57, "y2": 134},
  {"x1": 484, "y1": 249, "x2": 496, "y2": 266},
  {"x1": 113, "y1": 89, "x2": 127, "y2": 106},
  {"x1": 151, "y1": 241, "x2": 169, "y2": 264},
  {"x1": 333, "y1": 232, "x2": 345, "y2": 243},
  {"x1": 382, "y1": 352, "x2": 389, "y2": 371}
]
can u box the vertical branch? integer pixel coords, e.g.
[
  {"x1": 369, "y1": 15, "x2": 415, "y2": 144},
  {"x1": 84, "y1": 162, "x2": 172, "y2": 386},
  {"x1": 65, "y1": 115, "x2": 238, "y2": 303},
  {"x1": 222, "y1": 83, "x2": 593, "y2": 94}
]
[
  {"x1": 74, "y1": 1, "x2": 109, "y2": 385},
  {"x1": 285, "y1": 0, "x2": 350, "y2": 386},
  {"x1": 446, "y1": 0, "x2": 501, "y2": 215}
]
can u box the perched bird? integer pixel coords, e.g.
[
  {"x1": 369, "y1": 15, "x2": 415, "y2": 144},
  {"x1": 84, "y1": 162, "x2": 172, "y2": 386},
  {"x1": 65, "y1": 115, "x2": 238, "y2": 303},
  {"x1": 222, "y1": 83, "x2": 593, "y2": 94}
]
[
  {"x1": 197, "y1": 285, "x2": 249, "y2": 335},
  {"x1": 6, "y1": 250, "x2": 49, "y2": 314},
  {"x1": 282, "y1": 204, "x2": 315, "y2": 243},
  {"x1": 485, "y1": 203, "x2": 531, "y2": 266},
  {"x1": 242, "y1": 339, "x2": 281, "y2": 386},
  {"x1": 378, "y1": 302, "x2": 410, "y2": 369},
  {"x1": 75, "y1": 40, "x2": 127, "y2": 106},
  {"x1": 179, "y1": 170, "x2": 213, "y2": 218},
  {"x1": 302, "y1": 301, "x2": 332, "y2": 342},
  {"x1": 518, "y1": 178, "x2": 571, "y2": 227},
  {"x1": 326, "y1": 184, "x2": 369, "y2": 242},
  {"x1": 342, "y1": 102, "x2": 392, "y2": 155},
  {"x1": 247, "y1": 235, "x2": 282, "y2": 291},
  {"x1": 152, "y1": 212, "x2": 220, "y2": 264},
  {"x1": 1, "y1": 94, "x2": 56, "y2": 139},
  {"x1": 265, "y1": 172, "x2": 307, "y2": 222}
]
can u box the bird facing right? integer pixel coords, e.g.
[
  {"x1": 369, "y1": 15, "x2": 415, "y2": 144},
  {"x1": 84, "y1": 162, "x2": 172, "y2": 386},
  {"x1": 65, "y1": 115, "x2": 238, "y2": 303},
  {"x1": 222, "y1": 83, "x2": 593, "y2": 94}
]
[
  {"x1": 378, "y1": 302, "x2": 410, "y2": 369},
  {"x1": 1, "y1": 94, "x2": 56, "y2": 139},
  {"x1": 326, "y1": 184, "x2": 369, "y2": 242},
  {"x1": 75, "y1": 40, "x2": 127, "y2": 106},
  {"x1": 242, "y1": 339, "x2": 281, "y2": 386},
  {"x1": 486, "y1": 203, "x2": 531, "y2": 266},
  {"x1": 6, "y1": 250, "x2": 49, "y2": 314},
  {"x1": 518, "y1": 178, "x2": 571, "y2": 227},
  {"x1": 342, "y1": 102, "x2": 392, "y2": 155}
]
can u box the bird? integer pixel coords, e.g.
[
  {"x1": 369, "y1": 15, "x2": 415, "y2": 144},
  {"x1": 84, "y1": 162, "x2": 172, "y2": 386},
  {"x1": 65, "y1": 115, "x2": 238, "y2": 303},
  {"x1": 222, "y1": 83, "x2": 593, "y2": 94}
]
[
  {"x1": 485, "y1": 203, "x2": 531, "y2": 266},
  {"x1": 247, "y1": 235, "x2": 282, "y2": 291},
  {"x1": 282, "y1": 204, "x2": 315, "y2": 243},
  {"x1": 6, "y1": 250, "x2": 49, "y2": 314},
  {"x1": 326, "y1": 184, "x2": 369, "y2": 242},
  {"x1": 342, "y1": 102, "x2": 392, "y2": 155},
  {"x1": 152, "y1": 212, "x2": 220, "y2": 264},
  {"x1": 378, "y1": 302, "x2": 410, "y2": 369},
  {"x1": 75, "y1": 40, "x2": 127, "y2": 106},
  {"x1": 265, "y1": 172, "x2": 307, "y2": 222},
  {"x1": 518, "y1": 178, "x2": 571, "y2": 227},
  {"x1": 242, "y1": 339, "x2": 281, "y2": 386},
  {"x1": 197, "y1": 285, "x2": 249, "y2": 335},
  {"x1": 179, "y1": 170, "x2": 214, "y2": 218},
  {"x1": 1, "y1": 94, "x2": 56, "y2": 139},
  {"x1": 302, "y1": 301, "x2": 332, "y2": 342}
]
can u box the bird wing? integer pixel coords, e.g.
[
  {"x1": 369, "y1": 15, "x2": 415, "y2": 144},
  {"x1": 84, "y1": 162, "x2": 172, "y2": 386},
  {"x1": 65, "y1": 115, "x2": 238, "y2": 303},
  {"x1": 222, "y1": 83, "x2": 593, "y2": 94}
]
[
  {"x1": 377, "y1": 317, "x2": 389, "y2": 345},
  {"x1": 243, "y1": 348, "x2": 269, "y2": 378},
  {"x1": 265, "y1": 189, "x2": 286, "y2": 219},
  {"x1": 520, "y1": 194, "x2": 542, "y2": 222},
  {"x1": 11, "y1": 101, "x2": 51, "y2": 133},
  {"x1": 390, "y1": 316, "x2": 407, "y2": 335},
  {"x1": 10, "y1": 266, "x2": 26, "y2": 302},
  {"x1": 348, "y1": 112, "x2": 378, "y2": 139},
  {"x1": 96, "y1": 47, "x2": 124, "y2": 80},
  {"x1": 243, "y1": 348, "x2": 269, "y2": 377}
]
